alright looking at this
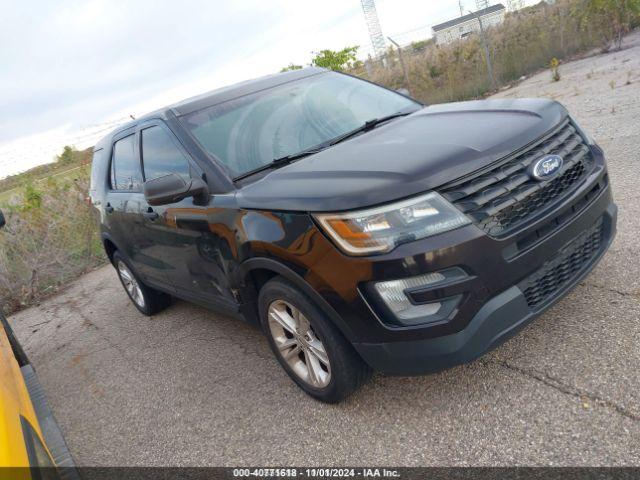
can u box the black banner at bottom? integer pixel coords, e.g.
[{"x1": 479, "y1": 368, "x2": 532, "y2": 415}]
[{"x1": 1, "y1": 467, "x2": 639, "y2": 480}]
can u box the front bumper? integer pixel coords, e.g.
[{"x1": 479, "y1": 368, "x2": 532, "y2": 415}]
[
  {"x1": 353, "y1": 199, "x2": 617, "y2": 375},
  {"x1": 306, "y1": 144, "x2": 617, "y2": 375}
]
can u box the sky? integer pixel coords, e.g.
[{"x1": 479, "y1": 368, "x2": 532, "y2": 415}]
[{"x1": 0, "y1": 0, "x2": 521, "y2": 178}]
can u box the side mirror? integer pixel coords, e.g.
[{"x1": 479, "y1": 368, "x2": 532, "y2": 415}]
[
  {"x1": 0, "y1": 210, "x2": 5, "y2": 229},
  {"x1": 396, "y1": 87, "x2": 410, "y2": 96},
  {"x1": 143, "y1": 173, "x2": 209, "y2": 206}
]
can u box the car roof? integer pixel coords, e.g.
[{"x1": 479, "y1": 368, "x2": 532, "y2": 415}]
[
  {"x1": 169, "y1": 66, "x2": 327, "y2": 116},
  {"x1": 96, "y1": 67, "x2": 328, "y2": 149}
]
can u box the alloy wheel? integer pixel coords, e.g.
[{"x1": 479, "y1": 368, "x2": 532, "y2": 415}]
[
  {"x1": 117, "y1": 261, "x2": 146, "y2": 309},
  {"x1": 268, "y1": 300, "x2": 331, "y2": 388}
]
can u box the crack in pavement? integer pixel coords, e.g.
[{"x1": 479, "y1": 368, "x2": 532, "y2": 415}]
[
  {"x1": 582, "y1": 282, "x2": 640, "y2": 300},
  {"x1": 483, "y1": 359, "x2": 640, "y2": 422}
]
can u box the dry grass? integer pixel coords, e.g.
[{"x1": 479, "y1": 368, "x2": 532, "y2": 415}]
[
  {"x1": 0, "y1": 170, "x2": 105, "y2": 314},
  {"x1": 352, "y1": 0, "x2": 640, "y2": 105}
]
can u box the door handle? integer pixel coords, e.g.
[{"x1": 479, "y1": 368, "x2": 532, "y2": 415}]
[
  {"x1": 143, "y1": 210, "x2": 159, "y2": 221},
  {"x1": 105, "y1": 203, "x2": 114, "y2": 214}
]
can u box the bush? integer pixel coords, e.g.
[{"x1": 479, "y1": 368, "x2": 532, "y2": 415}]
[{"x1": 0, "y1": 168, "x2": 105, "y2": 314}]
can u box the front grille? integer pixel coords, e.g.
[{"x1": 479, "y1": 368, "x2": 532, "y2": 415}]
[
  {"x1": 520, "y1": 219, "x2": 603, "y2": 309},
  {"x1": 508, "y1": 175, "x2": 607, "y2": 257},
  {"x1": 441, "y1": 119, "x2": 594, "y2": 237}
]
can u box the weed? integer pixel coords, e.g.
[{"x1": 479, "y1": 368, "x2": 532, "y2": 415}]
[
  {"x1": 0, "y1": 169, "x2": 105, "y2": 314},
  {"x1": 551, "y1": 58, "x2": 561, "y2": 82}
]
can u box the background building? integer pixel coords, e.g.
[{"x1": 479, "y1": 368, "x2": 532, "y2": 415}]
[{"x1": 432, "y1": 3, "x2": 506, "y2": 45}]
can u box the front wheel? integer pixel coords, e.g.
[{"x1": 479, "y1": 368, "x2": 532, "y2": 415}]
[
  {"x1": 259, "y1": 277, "x2": 371, "y2": 403},
  {"x1": 113, "y1": 251, "x2": 171, "y2": 316}
]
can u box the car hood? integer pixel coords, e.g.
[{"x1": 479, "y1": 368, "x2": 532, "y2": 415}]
[{"x1": 235, "y1": 98, "x2": 568, "y2": 212}]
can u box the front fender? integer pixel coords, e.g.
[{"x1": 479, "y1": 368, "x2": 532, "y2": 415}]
[{"x1": 233, "y1": 257, "x2": 356, "y2": 342}]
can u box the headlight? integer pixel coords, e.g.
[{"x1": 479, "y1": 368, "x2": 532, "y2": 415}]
[{"x1": 313, "y1": 192, "x2": 470, "y2": 255}]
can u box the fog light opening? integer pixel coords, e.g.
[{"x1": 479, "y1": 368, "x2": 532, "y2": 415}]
[{"x1": 374, "y1": 272, "x2": 446, "y2": 322}]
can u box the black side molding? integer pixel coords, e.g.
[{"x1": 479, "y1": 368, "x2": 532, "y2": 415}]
[
  {"x1": 1, "y1": 312, "x2": 29, "y2": 367},
  {"x1": 21, "y1": 364, "x2": 80, "y2": 479}
]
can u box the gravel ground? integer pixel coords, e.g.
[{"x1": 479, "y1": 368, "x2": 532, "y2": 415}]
[{"x1": 9, "y1": 31, "x2": 640, "y2": 466}]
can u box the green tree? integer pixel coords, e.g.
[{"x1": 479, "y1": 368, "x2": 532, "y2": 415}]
[
  {"x1": 311, "y1": 46, "x2": 360, "y2": 71},
  {"x1": 56, "y1": 145, "x2": 77, "y2": 165}
]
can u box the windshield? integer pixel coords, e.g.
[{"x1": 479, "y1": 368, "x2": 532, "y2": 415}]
[{"x1": 181, "y1": 72, "x2": 420, "y2": 178}]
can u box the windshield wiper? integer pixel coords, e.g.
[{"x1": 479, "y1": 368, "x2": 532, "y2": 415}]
[
  {"x1": 327, "y1": 111, "x2": 413, "y2": 147},
  {"x1": 270, "y1": 111, "x2": 414, "y2": 166},
  {"x1": 233, "y1": 145, "x2": 327, "y2": 181},
  {"x1": 233, "y1": 110, "x2": 414, "y2": 181},
  {"x1": 271, "y1": 145, "x2": 327, "y2": 164}
]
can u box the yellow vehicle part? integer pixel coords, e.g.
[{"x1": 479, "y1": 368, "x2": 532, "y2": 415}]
[{"x1": 0, "y1": 323, "x2": 45, "y2": 470}]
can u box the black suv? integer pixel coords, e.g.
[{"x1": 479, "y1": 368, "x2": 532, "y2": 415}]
[{"x1": 90, "y1": 68, "x2": 616, "y2": 402}]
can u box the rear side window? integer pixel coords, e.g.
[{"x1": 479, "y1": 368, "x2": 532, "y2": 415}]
[
  {"x1": 89, "y1": 148, "x2": 104, "y2": 195},
  {"x1": 110, "y1": 135, "x2": 142, "y2": 191},
  {"x1": 141, "y1": 126, "x2": 191, "y2": 182}
]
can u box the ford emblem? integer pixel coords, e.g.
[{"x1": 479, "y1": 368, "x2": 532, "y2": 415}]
[{"x1": 530, "y1": 154, "x2": 564, "y2": 181}]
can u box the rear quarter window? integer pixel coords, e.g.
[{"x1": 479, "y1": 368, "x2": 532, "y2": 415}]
[{"x1": 89, "y1": 148, "x2": 104, "y2": 196}]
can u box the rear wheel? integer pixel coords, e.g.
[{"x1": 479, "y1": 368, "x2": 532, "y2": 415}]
[
  {"x1": 259, "y1": 277, "x2": 371, "y2": 403},
  {"x1": 113, "y1": 251, "x2": 171, "y2": 316}
]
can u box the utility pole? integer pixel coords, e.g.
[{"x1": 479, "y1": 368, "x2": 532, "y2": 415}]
[
  {"x1": 470, "y1": 10, "x2": 496, "y2": 90},
  {"x1": 459, "y1": 0, "x2": 465, "y2": 16},
  {"x1": 361, "y1": 0, "x2": 387, "y2": 59},
  {"x1": 387, "y1": 37, "x2": 411, "y2": 94}
]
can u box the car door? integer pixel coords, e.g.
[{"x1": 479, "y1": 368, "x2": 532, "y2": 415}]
[
  {"x1": 104, "y1": 130, "x2": 151, "y2": 276},
  {"x1": 138, "y1": 122, "x2": 234, "y2": 306}
]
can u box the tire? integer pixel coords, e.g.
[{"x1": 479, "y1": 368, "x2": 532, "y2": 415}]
[
  {"x1": 259, "y1": 276, "x2": 371, "y2": 403},
  {"x1": 113, "y1": 251, "x2": 172, "y2": 316}
]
